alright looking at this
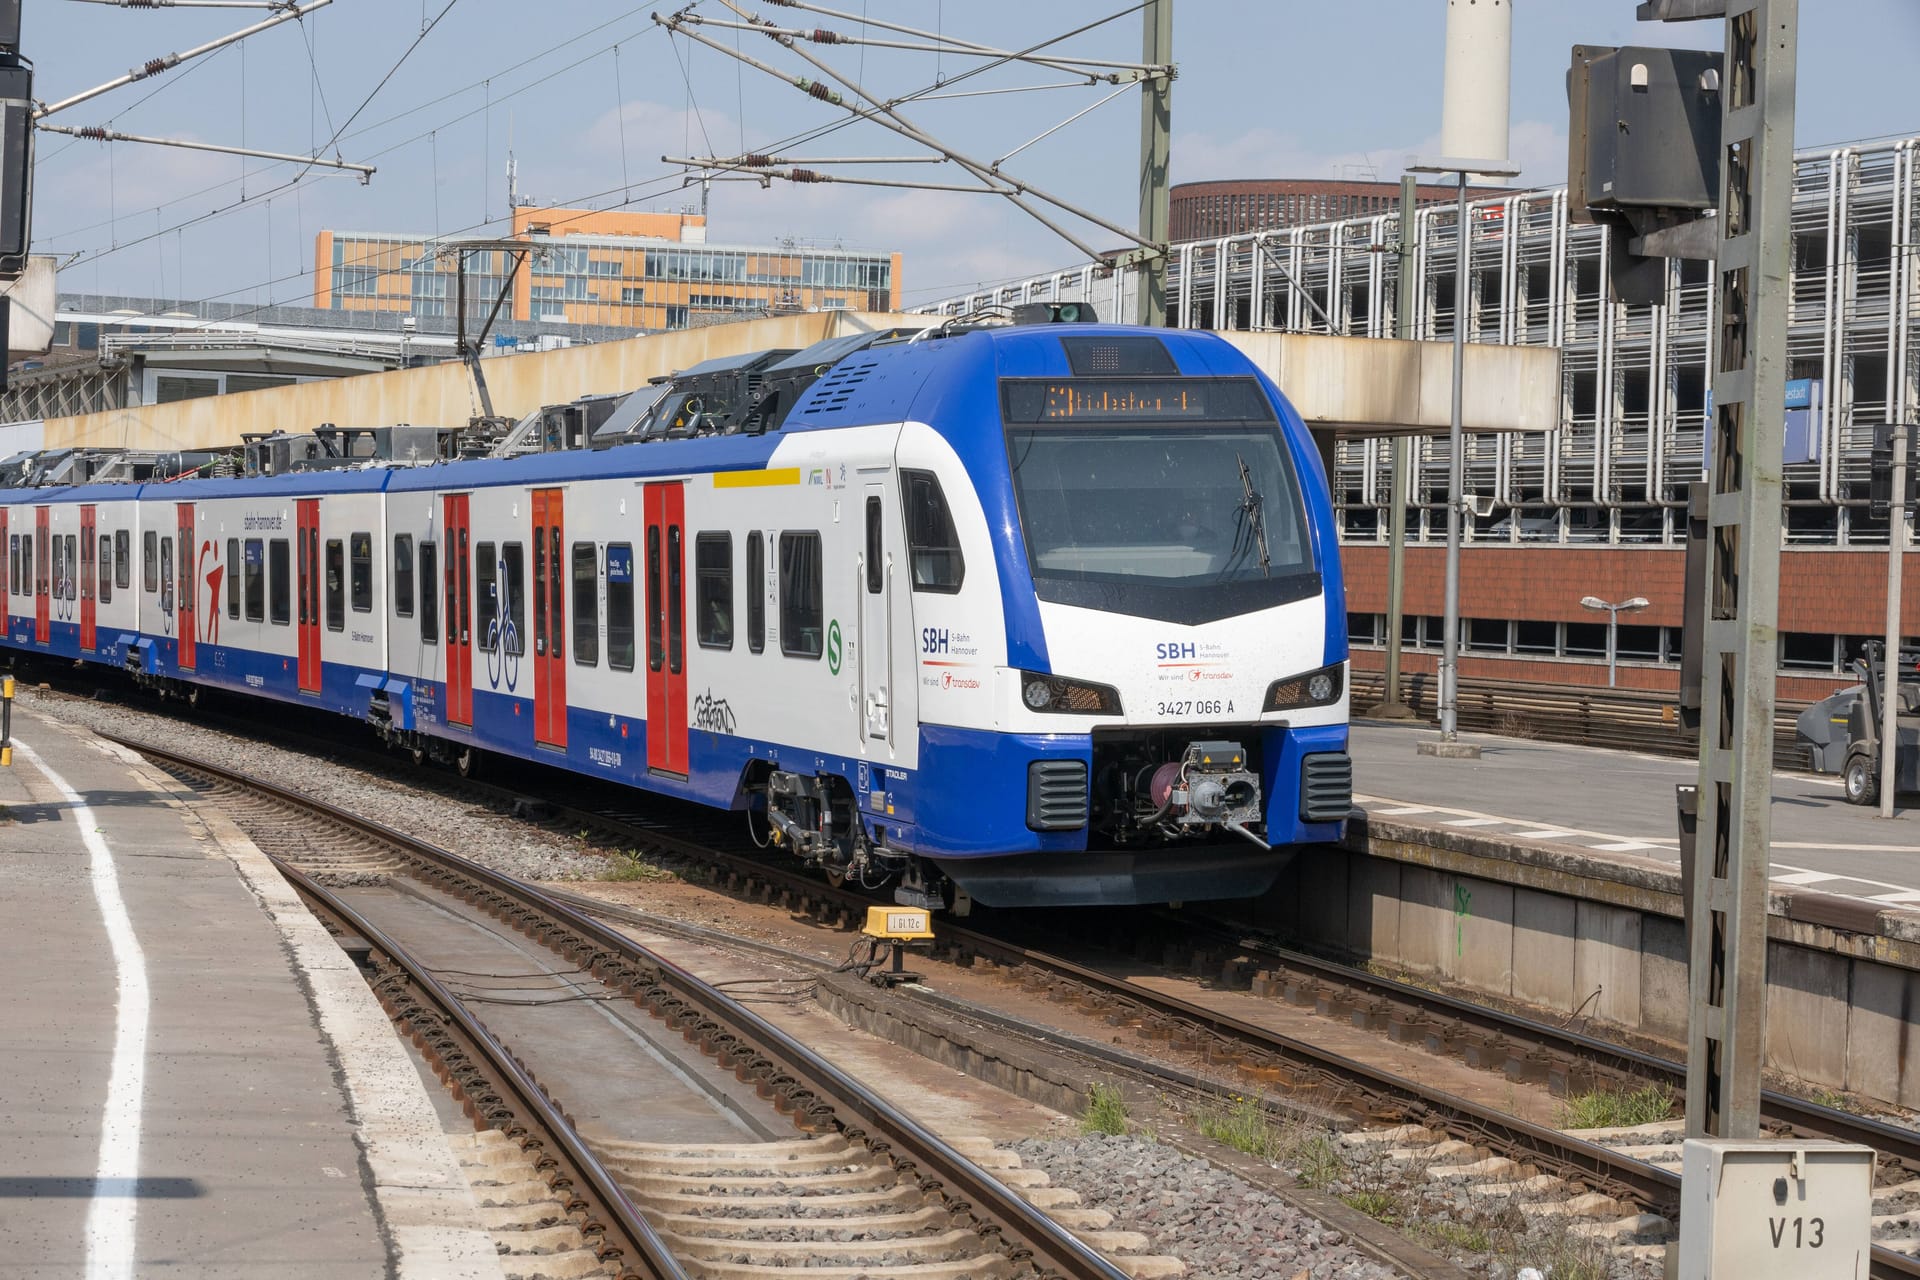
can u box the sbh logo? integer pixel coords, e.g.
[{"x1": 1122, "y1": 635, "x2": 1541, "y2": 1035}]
[{"x1": 1157, "y1": 641, "x2": 1197, "y2": 660}]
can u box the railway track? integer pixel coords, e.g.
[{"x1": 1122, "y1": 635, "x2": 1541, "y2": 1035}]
[
  {"x1": 122, "y1": 733, "x2": 1154, "y2": 1280},
  {"x1": 101, "y1": 721, "x2": 1920, "y2": 1276}
]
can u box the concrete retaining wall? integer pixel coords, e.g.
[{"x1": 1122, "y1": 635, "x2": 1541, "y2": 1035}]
[{"x1": 1247, "y1": 813, "x2": 1920, "y2": 1106}]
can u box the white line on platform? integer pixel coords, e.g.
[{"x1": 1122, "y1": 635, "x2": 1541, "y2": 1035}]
[
  {"x1": 1871, "y1": 891, "x2": 1920, "y2": 904},
  {"x1": 1440, "y1": 817, "x2": 1506, "y2": 827},
  {"x1": 1506, "y1": 829, "x2": 1577, "y2": 841},
  {"x1": 18, "y1": 740, "x2": 150, "y2": 1280},
  {"x1": 1375, "y1": 806, "x2": 1436, "y2": 815},
  {"x1": 1588, "y1": 840, "x2": 1663, "y2": 852},
  {"x1": 1771, "y1": 869, "x2": 1843, "y2": 885}
]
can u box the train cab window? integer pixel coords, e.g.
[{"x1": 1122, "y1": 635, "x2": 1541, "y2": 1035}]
[
  {"x1": 571, "y1": 543, "x2": 598, "y2": 665},
  {"x1": 864, "y1": 498, "x2": 883, "y2": 593},
  {"x1": 476, "y1": 542, "x2": 499, "y2": 652},
  {"x1": 350, "y1": 532, "x2": 373, "y2": 613},
  {"x1": 745, "y1": 532, "x2": 765, "y2": 653},
  {"x1": 324, "y1": 538, "x2": 345, "y2": 631},
  {"x1": 159, "y1": 537, "x2": 173, "y2": 613},
  {"x1": 393, "y1": 534, "x2": 415, "y2": 618},
  {"x1": 607, "y1": 543, "x2": 635, "y2": 671},
  {"x1": 98, "y1": 536, "x2": 112, "y2": 605},
  {"x1": 244, "y1": 539, "x2": 265, "y2": 622},
  {"x1": 418, "y1": 542, "x2": 439, "y2": 644},
  {"x1": 269, "y1": 539, "x2": 290, "y2": 625},
  {"x1": 115, "y1": 530, "x2": 130, "y2": 590},
  {"x1": 144, "y1": 531, "x2": 157, "y2": 593},
  {"x1": 501, "y1": 543, "x2": 525, "y2": 656},
  {"x1": 778, "y1": 531, "x2": 823, "y2": 659},
  {"x1": 902, "y1": 470, "x2": 964, "y2": 593},
  {"x1": 696, "y1": 533, "x2": 732, "y2": 650},
  {"x1": 226, "y1": 538, "x2": 241, "y2": 619}
]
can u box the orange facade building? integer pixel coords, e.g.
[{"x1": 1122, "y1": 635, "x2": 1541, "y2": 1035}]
[{"x1": 314, "y1": 206, "x2": 900, "y2": 332}]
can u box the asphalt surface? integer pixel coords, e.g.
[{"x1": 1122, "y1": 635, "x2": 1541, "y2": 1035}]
[{"x1": 1349, "y1": 719, "x2": 1920, "y2": 905}]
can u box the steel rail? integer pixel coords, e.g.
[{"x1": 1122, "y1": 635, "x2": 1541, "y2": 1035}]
[
  {"x1": 271, "y1": 858, "x2": 689, "y2": 1280},
  {"x1": 99, "y1": 722, "x2": 1920, "y2": 1276},
  {"x1": 118, "y1": 736, "x2": 1133, "y2": 1280}
]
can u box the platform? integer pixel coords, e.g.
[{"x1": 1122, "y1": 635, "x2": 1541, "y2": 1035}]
[
  {"x1": 1351, "y1": 719, "x2": 1920, "y2": 906},
  {"x1": 0, "y1": 706, "x2": 502, "y2": 1278}
]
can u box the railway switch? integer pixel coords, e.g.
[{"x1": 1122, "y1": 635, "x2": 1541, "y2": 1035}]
[{"x1": 862, "y1": 906, "x2": 933, "y2": 987}]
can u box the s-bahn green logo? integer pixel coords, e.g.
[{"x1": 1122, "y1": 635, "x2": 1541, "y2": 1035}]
[{"x1": 827, "y1": 620, "x2": 843, "y2": 674}]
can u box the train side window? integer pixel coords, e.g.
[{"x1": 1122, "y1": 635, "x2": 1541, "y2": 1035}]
[
  {"x1": 745, "y1": 532, "x2": 765, "y2": 654},
  {"x1": 350, "y1": 531, "x2": 372, "y2": 613},
  {"x1": 226, "y1": 538, "x2": 241, "y2": 619},
  {"x1": 244, "y1": 539, "x2": 264, "y2": 622},
  {"x1": 115, "y1": 530, "x2": 130, "y2": 590},
  {"x1": 418, "y1": 542, "x2": 440, "y2": 644},
  {"x1": 99, "y1": 536, "x2": 112, "y2": 605},
  {"x1": 501, "y1": 543, "x2": 525, "y2": 656},
  {"x1": 9, "y1": 534, "x2": 17, "y2": 595},
  {"x1": 269, "y1": 539, "x2": 290, "y2": 625},
  {"x1": 144, "y1": 530, "x2": 157, "y2": 593},
  {"x1": 864, "y1": 497, "x2": 883, "y2": 593},
  {"x1": 476, "y1": 542, "x2": 499, "y2": 652},
  {"x1": 607, "y1": 543, "x2": 635, "y2": 672},
  {"x1": 18, "y1": 536, "x2": 28, "y2": 602},
  {"x1": 66, "y1": 536, "x2": 77, "y2": 601},
  {"x1": 778, "y1": 531, "x2": 823, "y2": 659},
  {"x1": 159, "y1": 537, "x2": 173, "y2": 613},
  {"x1": 324, "y1": 538, "x2": 344, "y2": 631},
  {"x1": 696, "y1": 532, "x2": 732, "y2": 650},
  {"x1": 571, "y1": 542, "x2": 598, "y2": 666},
  {"x1": 50, "y1": 536, "x2": 62, "y2": 601},
  {"x1": 393, "y1": 534, "x2": 415, "y2": 618},
  {"x1": 902, "y1": 470, "x2": 964, "y2": 593}
]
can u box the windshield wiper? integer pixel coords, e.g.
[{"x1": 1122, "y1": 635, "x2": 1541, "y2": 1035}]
[{"x1": 1237, "y1": 453, "x2": 1271, "y2": 578}]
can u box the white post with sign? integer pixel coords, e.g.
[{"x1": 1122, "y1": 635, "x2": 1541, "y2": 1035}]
[{"x1": 1677, "y1": 1139, "x2": 1872, "y2": 1277}]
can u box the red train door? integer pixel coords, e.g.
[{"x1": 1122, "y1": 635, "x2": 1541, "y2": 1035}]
[
  {"x1": 531, "y1": 488, "x2": 568, "y2": 749},
  {"x1": 33, "y1": 506, "x2": 48, "y2": 644},
  {"x1": 174, "y1": 503, "x2": 196, "y2": 670},
  {"x1": 644, "y1": 481, "x2": 687, "y2": 776},
  {"x1": 296, "y1": 499, "x2": 321, "y2": 693},
  {"x1": 79, "y1": 505, "x2": 96, "y2": 653},
  {"x1": 444, "y1": 494, "x2": 473, "y2": 727}
]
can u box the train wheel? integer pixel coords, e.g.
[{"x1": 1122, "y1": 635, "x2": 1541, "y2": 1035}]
[
  {"x1": 183, "y1": 683, "x2": 202, "y2": 711},
  {"x1": 455, "y1": 745, "x2": 478, "y2": 778},
  {"x1": 409, "y1": 743, "x2": 426, "y2": 767},
  {"x1": 824, "y1": 866, "x2": 848, "y2": 889}
]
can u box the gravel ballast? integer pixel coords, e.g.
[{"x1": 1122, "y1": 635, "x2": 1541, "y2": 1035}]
[
  {"x1": 25, "y1": 689, "x2": 619, "y2": 883},
  {"x1": 1011, "y1": 1133, "x2": 1400, "y2": 1280}
]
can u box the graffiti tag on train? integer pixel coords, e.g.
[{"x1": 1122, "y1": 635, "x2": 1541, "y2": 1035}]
[{"x1": 692, "y1": 689, "x2": 738, "y2": 736}]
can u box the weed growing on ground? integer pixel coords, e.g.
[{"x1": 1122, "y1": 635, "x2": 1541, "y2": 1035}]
[
  {"x1": 1489, "y1": 1214, "x2": 1613, "y2": 1280},
  {"x1": 1340, "y1": 1189, "x2": 1404, "y2": 1222},
  {"x1": 1081, "y1": 1082, "x2": 1129, "y2": 1135},
  {"x1": 1809, "y1": 1087, "x2": 1860, "y2": 1113},
  {"x1": 1193, "y1": 1096, "x2": 1345, "y2": 1187},
  {"x1": 1557, "y1": 1082, "x2": 1674, "y2": 1129},
  {"x1": 600, "y1": 850, "x2": 674, "y2": 883}
]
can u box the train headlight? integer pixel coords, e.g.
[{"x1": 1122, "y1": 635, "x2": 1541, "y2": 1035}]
[
  {"x1": 1018, "y1": 671, "x2": 1123, "y2": 716},
  {"x1": 1264, "y1": 663, "x2": 1344, "y2": 713}
]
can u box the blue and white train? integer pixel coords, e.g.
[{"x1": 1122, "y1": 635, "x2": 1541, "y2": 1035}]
[{"x1": 0, "y1": 317, "x2": 1351, "y2": 908}]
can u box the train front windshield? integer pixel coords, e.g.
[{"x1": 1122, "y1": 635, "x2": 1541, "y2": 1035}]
[{"x1": 1002, "y1": 377, "x2": 1315, "y2": 609}]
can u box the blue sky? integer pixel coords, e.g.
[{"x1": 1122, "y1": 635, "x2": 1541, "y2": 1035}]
[{"x1": 28, "y1": 1, "x2": 1919, "y2": 310}]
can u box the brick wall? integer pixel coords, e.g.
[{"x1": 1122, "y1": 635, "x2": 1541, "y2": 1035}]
[{"x1": 1342, "y1": 544, "x2": 1920, "y2": 634}]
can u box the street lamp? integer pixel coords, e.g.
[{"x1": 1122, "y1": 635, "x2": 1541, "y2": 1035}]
[{"x1": 1580, "y1": 595, "x2": 1650, "y2": 688}]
